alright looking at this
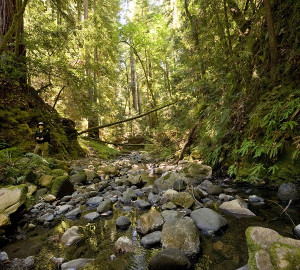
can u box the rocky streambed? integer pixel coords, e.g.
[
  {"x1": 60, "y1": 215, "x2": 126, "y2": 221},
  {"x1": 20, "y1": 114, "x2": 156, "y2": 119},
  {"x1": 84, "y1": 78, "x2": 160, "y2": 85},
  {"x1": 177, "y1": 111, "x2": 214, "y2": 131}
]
[{"x1": 0, "y1": 151, "x2": 300, "y2": 270}]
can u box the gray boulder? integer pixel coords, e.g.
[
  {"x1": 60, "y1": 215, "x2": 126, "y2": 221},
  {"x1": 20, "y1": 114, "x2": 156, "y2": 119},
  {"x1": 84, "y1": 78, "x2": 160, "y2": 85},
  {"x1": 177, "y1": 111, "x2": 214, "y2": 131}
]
[
  {"x1": 180, "y1": 162, "x2": 212, "y2": 180},
  {"x1": 148, "y1": 248, "x2": 191, "y2": 270},
  {"x1": 277, "y1": 183, "x2": 299, "y2": 201},
  {"x1": 206, "y1": 184, "x2": 223, "y2": 195},
  {"x1": 70, "y1": 172, "x2": 87, "y2": 184},
  {"x1": 116, "y1": 216, "x2": 131, "y2": 230},
  {"x1": 190, "y1": 208, "x2": 227, "y2": 235},
  {"x1": 114, "y1": 236, "x2": 137, "y2": 254},
  {"x1": 154, "y1": 172, "x2": 187, "y2": 191},
  {"x1": 136, "y1": 209, "x2": 164, "y2": 235},
  {"x1": 86, "y1": 196, "x2": 103, "y2": 207},
  {"x1": 97, "y1": 199, "x2": 113, "y2": 213},
  {"x1": 171, "y1": 192, "x2": 194, "y2": 209},
  {"x1": 141, "y1": 231, "x2": 162, "y2": 248},
  {"x1": 61, "y1": 226, "x2": 82, "y2": 246},
  {"x1": 65, "y1": 207, "x2": 81, "y2": 219},
  {"x1": 134, "y1": 199, "x2": 151, "y2": 210},
  {"x1": 161, "y1": 217, "x2": 200, "y2": 257},
  {"x1": 83, "y1": 212, "x2": 100, "y2": 221},
  {"x1": 294, "y1": 224, "x2": 300, "y2": 238},
  {"x1": 61, "y1": 258, "x2": 94, "y2": 270},
  {"x1": 219, "y1": 199, "x2": 256, "y2": 217},
  {"x1": 173, "y1": 179, "x2": 187, "y2": 192},
  {"x1": 161, "y1": 210, "x2": 180, "y2": 222}
]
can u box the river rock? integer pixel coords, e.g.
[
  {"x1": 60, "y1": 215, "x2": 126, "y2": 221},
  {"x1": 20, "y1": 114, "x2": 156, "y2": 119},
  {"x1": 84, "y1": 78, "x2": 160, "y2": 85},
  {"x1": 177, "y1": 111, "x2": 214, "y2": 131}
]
[
  {"x1": 51, "y1": 176, "x2": 74, "y2": 199},
  {"x1": 294, "y1": 224, "x2": 300, "y2": 238},
  {"x1": 277, "y1": 183, "x2": 300, "y2": 201},
  {"x1": 98, "y1": 165, "x2": 119, "y2": 175},
  {"x1": 136, "y1": 209, "x2": 164, "y2": 235},
  {"x1": 199, "y1": 180, "x2": 213, "y2": 191},
  {"x1": 206, "y1": 184, "x2": 223, "y2": 195},
  {"x1": 148, "y1": 248, "x2": 191, "y2": 270},
  {"x1": 154, "y1": 172, "x2": 187, "y2": 191},
  {"x1": 127, "y1": 174, "x2": 145, "y2": 187},
  {"x1": 44, "y1": 194, "x2": 56, "y2": 202},
  {"x1": 161, "y1": 217, "x2": 200, "y2": 257},
  {"x1": 220, "y1": 199, "x2": 256, "y2": 217},
  {"x1": 161, "y1": 210, "x2": 180, "y2": 222},
  {"x1": 114, "y1": 236, "x2": 137, "y2": 254},
  {"x1": 141, "y1": 231, "x2": 162, "y2": 248},
  {"x1": 38, "y1": 213, "x2": 54, "y2": 223},
  {"x1": 180, "y1": 162, "x2": 212, "y2": 180},
  {"x1": 173, "y1": 179, "x2": 187, "y2": 191},
  {"x1": 148, "y1": 192, "x2": 161, "y2": 205},
  {"x1": 134, "y1": 199, "x2": 151, "y2": 210},
  {"x1": 116, "y1": 216, "x2": 131, "y2": 230},
  {"x1": 248, "y1": 195, "x2": 264, "y2": 203},
  {"x1": 0, "y1": 185, "x2": 28, "y2": 215},
  {"x1": 171, "y1": 192, "x2": 194, "y2": 209},
  {"x1": 123, "y1": 188, "x2": 137, "y2": 200},
  {"x1": 0, "y1": 251, "x2": 8, "y2": 261},
  {"x1": 39, "y1": 175, "x2": 53, "y2": 187},
  {"x1": 246, "y1": 226, "x2": 300, "y2": 270},
  {"x1": 56, "y1": 205, "x2": 73, "y2": 215},
  {"x1": 61, "y1": 226, "x2": 82, "y2": 246},
  {"x1": 97, "y1": 199, "x2": 113, "y2": 213},
  {"x1": 85, "y1": 170, "x2": 99, "y2": 181},
  {"x1": 83, "y1": 212, "x2": 100, "y2": 221},
  {"x1": 163, "y1": 202, "x2": 177, "y2": 210},
  {"x1": 190, "y1": 208, "x2": 227, "y2": 235},
  {"x1": 164, "y1": 189, "x2": 178, "y2": 199},
  {"x1": 193, "y1": 187, "x2": 206, "y2": 200},
  {"x1": 236, "y1": 265, "x2": 249, "y2": 270},
  {"x1": 61, "y1": 258, "x2": 94, "y2": 270},
  {"x1": 86, "y1": 196, "x2": 103, "y2": 207},
  {"x1": 65, "y1": 207, "x2": 81, "y2": 219},
  {"x1": 70, "y1": 172, "x2": 87, "y2": 184}
]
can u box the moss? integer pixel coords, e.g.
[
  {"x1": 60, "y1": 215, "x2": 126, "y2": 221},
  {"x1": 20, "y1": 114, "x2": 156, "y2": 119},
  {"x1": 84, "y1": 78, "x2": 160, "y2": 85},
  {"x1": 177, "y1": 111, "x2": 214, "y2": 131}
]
[
  {"x1": 50, "y1": 175, "x2": 74, "y2": 198},
  {"x1": 52, "y1": 169, "x2": 68, "y2": 176},
  {"x1": 80, "y1": 138, "x2": 119, "y2": 159},
  {"x1": 245, "y1": 227, "x2": 261, "y2": 270}
]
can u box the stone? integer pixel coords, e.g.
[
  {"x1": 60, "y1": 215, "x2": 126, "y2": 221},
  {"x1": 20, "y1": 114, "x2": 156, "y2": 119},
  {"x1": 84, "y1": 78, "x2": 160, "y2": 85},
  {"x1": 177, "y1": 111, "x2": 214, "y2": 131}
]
[
  {"x1": 98, "y1": 165, "x2": 119, "y2": 175},
  {"x1": 0, "y1": 185, "x2": 28, "y2": 215},
  {"x1": 294, "y1": 224, "x2": 300, "y2": 238},
  {"x1": 161, "y1": 210, "x2": 180, "y2": 222},
  {"x1": 199, "y1": 180, "x2": 213, "y2": 191},
  {"x1": 39, "y1": 175, "x2": 53, "y2": 187},
  {"x1": 56, "y1": 205, "x2": 72, "y2": 215},
  {"x1": 277, "y1": 183, "x2": 300, "y2": 201},
  {"x1": 0, "y1": 213, "x2": 11, "y2": 228},
  {"x1": 164, "y1": 189, "x2": 178, "y2": 199},
  {"x1": 246, "y1": 226, "x2": 300, "y2": 270},
  {"x1": 171, "y1": 192, "x2": 194, "y2": 209},
  {"x1": 61, "y1": 258, "x2": 94, "y2": 270},
  {"x1": 134, "y1": 199, "x2": 151, "y2": 210},
  {"x1": 61, "y1": 226, "x2": 82, "y2": 246},
  {"x1": 236, "y1": 265, "x2": 249, "y2": 270},
  {"x1": 141, "y1": 231, "x2": 162, "y2": 248},
  {"x1": 116, "y1": 216, "x2": 131, "y2": 230},
  {"x1": 248, "y1": 195, "x2": 264, "y2": 203},
  {"x1": 163, "y1": 202, "x2": 177, "y2": 210},
  {"x1": 38, "y1": 213, "x2": 54, "y2": 223},
  {"x1": 206, "y1": 184, "x2": 223, "y2": 195},
  {"x1": 97, "y1": 199, "x2": 113, "y2": 213},
  {"x1": 85, "y1": 170, "x2": 99, "y2": 181},
  {"x1": 148, "y1": 192, "x2": 161, "y2": 205},
  {"x1": 86, "y1": 196, "x2": 103, "y2": 207},
  {"x1": 136, "y1": 209, "x2": 164, "y2": 235},
  {"x1": 0, "y1": 252, "x2": 8, "y2": 261},
  {"x1": 180, "y1": 162, "x2": 212, "y2": 179},
  {"x1": 83, "y1": 212, "x2": 100, "y2": 221},
  {"x1": 220, "y1": 199, "x2": 256, "y2": 217},
  {"x1": 44, "y1": 194, "x2": 56, "y2": 202},
  {"x1": 35, "y1": 188, "x2": 48, "y2": 198},
  {"x1": 27, "y1": 184, "x2": 37, "y2": 196},
  {"x1": 114, "y1": 236, "x2": 137, "y2": 254},
  {"x1": 148, "y1": 248, "x2": 191, "y2": 270},
  {"x1": 65, "y1": 207, "x2": 81, "y2": 219},
  {"x1": 154, "y1": 172, "x2": 188, "y2": 191},
  {"x1": 173, "y1": 179, "x2": 187, "y2": 192},
  {"x1": 51, "y1": 176, "x2": 74, "y2": 199},
  {"x1": 70, "y1": 172, "x2": 87, "y2": 184},
  {"x1": 190, "y1": 208, "x2": 227, "y2": 235},
  {"x1": 161, "y1": 217, "x2": 200, "y2": 257},
  {"x1": 127, "y1": 174, "x2": 145, "y2": 187},
  {"x1": 123, "y1": 188, "x2": 137, "y2": 200}
]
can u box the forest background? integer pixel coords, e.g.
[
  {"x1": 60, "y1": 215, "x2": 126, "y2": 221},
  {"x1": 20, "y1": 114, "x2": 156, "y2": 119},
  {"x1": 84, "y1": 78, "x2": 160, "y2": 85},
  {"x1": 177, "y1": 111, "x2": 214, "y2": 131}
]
[{"x1": 0, "y1": 0, "x2": 299, "y2": 185}]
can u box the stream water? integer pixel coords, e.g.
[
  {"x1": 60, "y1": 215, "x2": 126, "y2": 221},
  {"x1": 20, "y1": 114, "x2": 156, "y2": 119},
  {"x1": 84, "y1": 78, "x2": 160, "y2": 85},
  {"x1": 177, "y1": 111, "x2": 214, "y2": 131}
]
[{"x1": 1, "y1": 152, "x2": 300, "y2": 270}]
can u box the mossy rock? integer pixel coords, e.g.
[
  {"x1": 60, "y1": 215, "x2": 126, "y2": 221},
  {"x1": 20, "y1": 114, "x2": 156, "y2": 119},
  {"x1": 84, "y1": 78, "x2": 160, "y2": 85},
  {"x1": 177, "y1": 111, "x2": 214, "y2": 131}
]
[
  {"x1": 180, "y1": 162, "x2": 212, "y2": 179},
  {"x1": 51, "y1": 176, "x2": 74, "y2": 199},
  {"x1": 246, "y1": 226, "x2": 300, "y2": 270},
  {"x1": 171, "y1": 192, "x2": 194, "y2": 209},
  {"x1": 52, "y1": 169, "x2": 68, "y2": 177}
]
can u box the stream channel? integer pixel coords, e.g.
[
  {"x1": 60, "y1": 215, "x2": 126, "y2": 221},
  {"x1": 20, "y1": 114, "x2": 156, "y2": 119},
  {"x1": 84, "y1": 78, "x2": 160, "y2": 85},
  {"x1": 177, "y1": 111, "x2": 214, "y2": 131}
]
[{"x1": 1, "y1": 151, "x2": 300, "y2": 270}]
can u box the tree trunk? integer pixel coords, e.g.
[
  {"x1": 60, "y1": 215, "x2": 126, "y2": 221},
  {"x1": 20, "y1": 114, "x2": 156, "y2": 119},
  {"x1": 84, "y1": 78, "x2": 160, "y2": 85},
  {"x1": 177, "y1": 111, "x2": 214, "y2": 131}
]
[
  {"x1": 263, "y1": 0, "x2": 278, "y2": 73},
  {"x1": 130, "y1": 50, "x2": 138, "y2": 111},
  {"x1": 136, "y1": 72, "x2": 142, "y2": 115}
]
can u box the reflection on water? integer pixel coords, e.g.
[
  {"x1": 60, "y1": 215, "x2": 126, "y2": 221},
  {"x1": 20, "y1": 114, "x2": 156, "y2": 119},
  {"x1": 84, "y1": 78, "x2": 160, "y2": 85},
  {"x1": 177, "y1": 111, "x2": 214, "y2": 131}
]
[{"x1": 2, "y1": 187, "x2": 300, "y2": 270}]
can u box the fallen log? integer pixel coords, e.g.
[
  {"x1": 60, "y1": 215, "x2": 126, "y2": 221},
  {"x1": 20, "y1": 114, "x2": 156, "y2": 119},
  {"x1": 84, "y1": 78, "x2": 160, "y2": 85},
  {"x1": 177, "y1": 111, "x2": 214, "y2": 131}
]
[{"x1": 78, "y1": 102, "x2": 176, "y2": 135}]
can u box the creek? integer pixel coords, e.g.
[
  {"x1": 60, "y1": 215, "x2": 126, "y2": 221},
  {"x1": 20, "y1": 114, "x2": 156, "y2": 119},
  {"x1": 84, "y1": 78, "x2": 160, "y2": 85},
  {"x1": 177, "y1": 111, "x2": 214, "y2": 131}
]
[{"x1": 1, "y1": 151, "x2": 300, "y2": 270}]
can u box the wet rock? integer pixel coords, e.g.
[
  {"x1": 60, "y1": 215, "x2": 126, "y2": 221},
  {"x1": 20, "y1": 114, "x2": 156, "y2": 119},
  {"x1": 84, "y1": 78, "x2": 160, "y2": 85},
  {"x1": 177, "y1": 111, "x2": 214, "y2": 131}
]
[
  {"x1": 38, "y1": 213, "x2": 54, "y2": 223},
  {"x1": 148, "y1": 248, "x2": 191, "y2": 270},
  {"x1": 0, "y1": 185, "x2": 28, "y2": 215},
  {"x1": 86, "y1": 196, "x2": 103, "y2": 207},
  {"x1": 277, "y1": 183, "x2": 300, "y2": 201},
  {"x1": 50, "y1": 257, "x2": 65, "y2": 265},
  {"x1": 44, "y1": 194, "x2": 56, "y2": 202},
  {"x1": 123, "y1": 188, "x2": 137, "y2": 200},
  {"x1": 190, "y1": 208, "x2": 227, "y2": 235},
  {"x1": 97, "y1": 199, "x2": 113, "y2": 213},
  {"x1": 246, "y1": 226, "x2": 300, "y2": 270},
  {"x1": 0, "y1": 251, "x2": 8, "y2": 261},
  {"x1": 141, "y1": 231, "x2": 162, "y2": 248},
  {"x1": 114, "y1": 236, "x2": 137, "y2": 254},
  {"x1": 206, "y1": 184, "x2": 223, "y2": 195},
  {"x1": 173, "y1": 179, "x2": 187, "y2": 192},
  {"x1": 61, "y1": 226, "x2": 82, "y2": 246},
  {"x1": 0, "y1": 214, "x2": 11, "y2": 229},
  {"x1": 154, "y1": 172, "x2": 187, "y2": 191},
  {"x1": 162, "y1": 217, "x2": 200, "y2": 257},
  {"x1": 127, "y1": 174, "x2": 145, "y2": 187},
  {"x1": 136, "y1": 209, "x2": 164, "y2": 235},
  {"x1": 56, "y1": 205, "x2": 72, "y2": 215},
  {"x1": 134, "y1": 199, "x2": 151, "y2": 210},
  {"x1": 122, "y1": 206, "x2": 133, "y2": 211},
  {"x1": 70, "y1": 172, "x2": 87, "y2": 184},
  {"x1": 35, "y1": 188, "x2": 48, "y2": 198},
  {"x1": 83, "y1": 212, "x2": 100, "y2": 221},
  {"x1": 51, "y1": 176, "x2": 74, "y2": 199},
  {"x1": 220, "y1": 199, "x2": 256, "y2": 217},
  {"x1": 85, "y1": 170, "x2": 99, "y2": 181},
  {"x1": 161, "y1": 210, "x2": 180, "y2": 222},
  {"x1": 193, "y1": 187, "x2": 206, "y2": 201},
  {"x1": 171, "y1": 192, "x2": 194, "y2": 209},
  {"x1": 61, "y1": 258, "x2": 94, "y2": 270},
  {"x1": 162, "y1": 202, "x2": 177, "y2": 210},
  {"x1": 148, "y1": 192, "x2": 161, "y2": 205},
  {"x1": 65, "y1": 207, "x2": 81, "y2": 219},
  {"x1": 248, "y1": 195, "x2": 264, "y2": 204},
  {"x1": 294, "y1": 224, "x2": 300, "y2": 238},
  {"x1": 116, "y1": 216, "x2": 131, "y2": 230},
  {"x1": 199, "y1": 180, "x2": 213, "y2": 191},
  {"x1": 236, "y1": 265, "x2": 248, "y2": 270},
  {"x1": 98, "y1": 165, "x2": 119, "y2": 176}
]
